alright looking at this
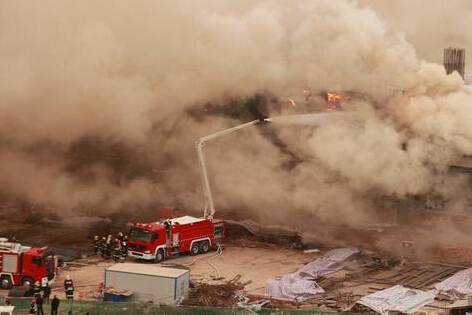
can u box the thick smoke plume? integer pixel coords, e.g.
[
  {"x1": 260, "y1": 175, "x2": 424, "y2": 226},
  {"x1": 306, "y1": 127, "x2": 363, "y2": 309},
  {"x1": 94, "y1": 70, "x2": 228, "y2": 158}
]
[
  {"x1": 1, "y1": 0, "x2": 472, "y2": 248},
  {"x1": 358, "y1": 0, "x2": 472, "y2": 66}
]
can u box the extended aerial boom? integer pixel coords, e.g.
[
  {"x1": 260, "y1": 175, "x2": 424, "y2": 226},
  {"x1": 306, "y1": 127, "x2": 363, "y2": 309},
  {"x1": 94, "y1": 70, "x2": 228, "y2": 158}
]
[
  {"x1": 196, "y1": 112, "x2": 353, "y2": 218},
  {"x1": 196, "y1": 119, "x2": 268, "y2": 218}
]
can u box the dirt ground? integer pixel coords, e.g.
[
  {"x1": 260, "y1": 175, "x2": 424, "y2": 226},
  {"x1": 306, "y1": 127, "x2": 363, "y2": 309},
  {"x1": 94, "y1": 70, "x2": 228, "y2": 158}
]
[
  {"x1": 0, "y1": 233, "x2": 470, "y2": 314},
  {"x1": 42, "y1": 242, "x2": 314, "y2": 300},
  {"x1": 4, "y1": 203, "x2": 472, "y2": 313}
]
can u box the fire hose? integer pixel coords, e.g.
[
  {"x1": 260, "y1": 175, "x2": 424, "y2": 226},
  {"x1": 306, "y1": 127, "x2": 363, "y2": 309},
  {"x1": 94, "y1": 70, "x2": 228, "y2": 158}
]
[{"x1": 183, "y1": 243, "x2": 223, "y2": 278}]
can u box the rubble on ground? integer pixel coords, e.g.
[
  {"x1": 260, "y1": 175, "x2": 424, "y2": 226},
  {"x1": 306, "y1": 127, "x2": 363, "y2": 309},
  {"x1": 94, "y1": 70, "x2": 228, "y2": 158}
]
[{"x1": 182, "y1": 275, "x2": 250, "y2": 307}]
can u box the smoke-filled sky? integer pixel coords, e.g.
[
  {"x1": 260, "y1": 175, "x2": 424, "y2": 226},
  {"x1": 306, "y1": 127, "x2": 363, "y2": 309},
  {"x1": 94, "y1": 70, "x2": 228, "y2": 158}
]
[
  {"x1": 0, "y1": 0, "x2": 472, "y2": 232},
  {"x1": 358, "y1": 1, "x2": 472, "y2": 67}
]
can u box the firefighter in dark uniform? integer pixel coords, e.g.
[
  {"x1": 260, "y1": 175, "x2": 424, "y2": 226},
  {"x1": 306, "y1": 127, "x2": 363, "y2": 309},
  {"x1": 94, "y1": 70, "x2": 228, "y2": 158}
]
[
  {"x1": 64, "y1": 275, "x2": 74, "y2": 300},
  {"x1": 105, "y1": 236, "x2": 112, "y2": 259},
  {"x1": 113, "y1": 239, "x2": 121, "y2": 262},
  {"x1": 164, "y1": 219, "x2": 172, "y2": 231},
  {"x1": 33, "y1": 281, "x2": 41, "y2": 297},
  {"x1": 116, "y1": 232, "x2": 124, "y2": 243},
  {"x1": 93, "y1": 235, "x2": 100, "y2": 255},
  {"x1": 121, "y1": 236, "x2": 128, "y2": 261},
  {"x1": 100, "y1": 236, "x2": 106, "y2": 258}
]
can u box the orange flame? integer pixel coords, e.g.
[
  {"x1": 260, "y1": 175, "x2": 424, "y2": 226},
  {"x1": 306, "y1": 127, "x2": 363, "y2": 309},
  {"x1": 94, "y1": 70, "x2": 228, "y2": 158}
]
[
  {"x1": 326, "y1": 93, "x2": 342, "y2": 102},
  {"x1": 326, "y1": 92, "x2": 342, "y2": 111}
]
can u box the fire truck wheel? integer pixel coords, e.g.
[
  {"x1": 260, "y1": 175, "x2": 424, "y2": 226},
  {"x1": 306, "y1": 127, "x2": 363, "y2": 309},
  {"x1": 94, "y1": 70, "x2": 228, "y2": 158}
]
[
  {"x1": 0, "y1": 276, "x2": 12, "y2": 290},
  {"x1": 21, "y1": 277, "x2": 34, "y2": 288},
  {"x1": 155, "y1": 249, "x2": 164, "y2": 263},
  {"x1": 191, "y1": 243, "x2": 200, "y2": 255},
  {"x1": 200, "y1": 241, "x2": 210, "y2": 253}
]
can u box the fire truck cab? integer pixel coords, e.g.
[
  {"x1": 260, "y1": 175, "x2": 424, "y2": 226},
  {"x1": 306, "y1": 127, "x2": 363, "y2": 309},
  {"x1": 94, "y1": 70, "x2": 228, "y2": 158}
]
[
  {"x1": 0, "y1": 238, "x2": 55, "y2": 290},
  {"x1": 127, "y1": 216, "x2": 225, "y2": 262}
]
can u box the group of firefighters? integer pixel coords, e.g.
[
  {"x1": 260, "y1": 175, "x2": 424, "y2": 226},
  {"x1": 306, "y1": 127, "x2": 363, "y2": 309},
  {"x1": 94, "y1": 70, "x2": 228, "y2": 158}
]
[
  {"x1": 26, "y1": 275, "x2": 73, "y2": 315},
  {"x1": 93, "y1": 232, "x2": 128, "y2": 262}
]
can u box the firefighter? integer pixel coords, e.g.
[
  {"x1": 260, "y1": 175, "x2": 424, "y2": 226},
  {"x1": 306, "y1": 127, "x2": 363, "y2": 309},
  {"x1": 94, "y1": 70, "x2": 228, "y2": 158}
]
[
  {"x1": 105, "y1": 237, "x2": 111, "y2": 259},
  {"x1": 113, "y1": 239, "x2": 121, "y2": 262},
  {"x1": 100, "y1": 236, "x2": 106, "y2": 258},
  {"x1": 33, "y1": 281, "x2": 41, "y2": 297},
  {"x1": 116, "y1": 232, "x2": 124, "y2": 242},
  {"x1": 164, "y1": 219, "x2": 172, "y2": 231},
  {"x1": 64, "y1": 275, "x2": 74, "y2": 300},
  {"x1": 93, "y1": 235, "x2": 100, "y2": 255},
  {"x1": 121, "y1": 236, "x2": 128, "y2": 261}
]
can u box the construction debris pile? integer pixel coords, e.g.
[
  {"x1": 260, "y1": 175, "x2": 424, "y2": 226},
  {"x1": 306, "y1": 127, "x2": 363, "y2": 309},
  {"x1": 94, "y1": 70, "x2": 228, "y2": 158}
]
[{"x1": 183, "y1": 275, "x2": 249, "y2": 307}]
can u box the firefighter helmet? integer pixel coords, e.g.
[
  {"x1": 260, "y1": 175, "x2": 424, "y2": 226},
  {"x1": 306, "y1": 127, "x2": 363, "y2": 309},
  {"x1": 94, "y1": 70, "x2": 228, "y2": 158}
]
[{"x1": 66, "y1": 275, "x2": 70, "y2": 280}]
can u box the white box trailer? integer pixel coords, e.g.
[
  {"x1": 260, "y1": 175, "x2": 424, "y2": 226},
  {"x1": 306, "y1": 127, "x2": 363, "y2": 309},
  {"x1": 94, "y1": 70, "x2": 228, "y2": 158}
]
[{"x1": 104, "y1": 263, "x2": 189, "y2": 304}]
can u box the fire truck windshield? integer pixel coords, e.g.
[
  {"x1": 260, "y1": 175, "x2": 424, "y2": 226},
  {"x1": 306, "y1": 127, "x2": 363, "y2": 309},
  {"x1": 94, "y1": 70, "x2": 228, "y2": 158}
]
[{"x1": 130, "y1": 227, "x2": 151, "y2": 242}]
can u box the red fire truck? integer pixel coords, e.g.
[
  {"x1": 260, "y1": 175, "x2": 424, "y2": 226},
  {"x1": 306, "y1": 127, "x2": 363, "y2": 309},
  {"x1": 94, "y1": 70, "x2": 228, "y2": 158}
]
[
  {"x1": 127, "y1": 216, "x2": 225, "y2": 262},
  {"x1": 0, "y1": 238, "x2": 56, "y2": 290}
]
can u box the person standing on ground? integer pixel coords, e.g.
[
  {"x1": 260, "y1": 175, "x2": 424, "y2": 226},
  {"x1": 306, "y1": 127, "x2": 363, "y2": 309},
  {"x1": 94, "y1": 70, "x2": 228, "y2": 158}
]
[
  {"x1": 64, "y1": 275, "x2": 74, "y2": 300},
  {"x1": 93, "y1": 235, "x2": 100, "y2": 255},
  {"x1": 51, "y1": 295, "x2": 60, "y2": 315},
  {"x1": 116, "y1": 232, "x2": 124, "y2": 242},
  {"x1": 113, "y1": 239, "x2": 121, "y2": 262},
  {"x1": 121, "y1": 236, "x2": 128, "y2": 261},
  {"x1": 36, "y1": 294, "x2": 44, "y2": 315},
  {"x1": 43, "y1": 284, "x2": 51, "y2": 304},
  {"x1": 100, "y1": 236, "x2": 106, "y2": 258},
  {"x1": 105, "y1": 235, "x2": 112, "y2": 259}
]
